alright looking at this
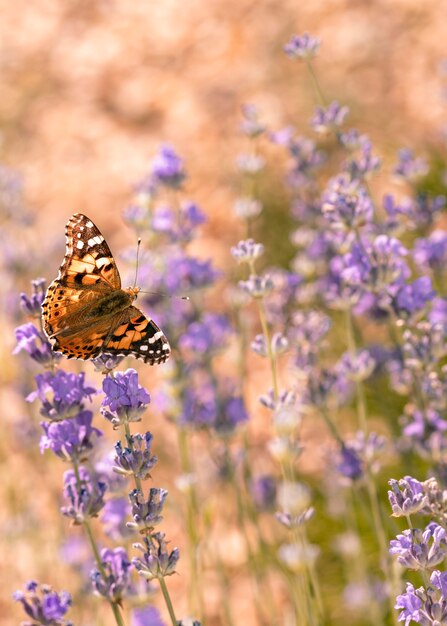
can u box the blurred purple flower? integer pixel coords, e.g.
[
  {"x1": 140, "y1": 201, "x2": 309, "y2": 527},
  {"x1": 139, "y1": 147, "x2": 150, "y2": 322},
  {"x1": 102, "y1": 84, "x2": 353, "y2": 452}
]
[
  {"x1": 20, "y1": 278, "x2": 47, "y2": 317},
  {"x1": 394, "y1": 277, "x2": 435, "y2": 317},
  {"x1": 131, "y1": 606, "x2": 167, "y2": 626},
  {"x1": 13, "y1": 581, "x2": 72, "y2": 626},
  {"x1": 179, "y1": 313, "x2": 232, "y2": 354},
  {"x1": 394, "y1": 148, "x2": 428, "y2": 181},
  {"x1": 14, "y1": 323, "x2": 54, "y2": 366},
  {"x1": 152, "y1": 201, "x2": 206, "y2": 242},
  {"x1": 322, "y1": 175, "x2": 374, "y2": 231},
  {"x1": 251, "y1": 475, "x2": 277, "y2": 511},
  {"x1": 311, "y1": 101, "x2": 349, "y2": 134},
  {"x1": 164, "y1": 254, "x2": 219, "y2": 294},
  {"x1": 91, "y1": 547, "x2": 132, "y2": 602},
  {"x1": 40, "y1": 410, "x2": 102, "y2": 461},
  {"x1": 150, "y1": 145, "x2": 185, "y2": 189},
  {"x1": 61, "y1": 466, "x2": 107, "y2": 524},
  {"x1": 231, "y1": 239, "x2": 264, "y2": 264},
  {"x1": 28, "y1": 370, "x2": 96, "y2": 421},
  {"x1": 240, "y1": 103, "x2": 266, "y2": 138},
  {"x1": 101, "y1": 496, "x2": 133, "y2": 541},
  {"x1": 414, "y1": 230, "x2": 447, "y2": 272},
  {"x1": 239, "y1": 274, "x2": 274, "y2": 298},
  {"x1": 101, "y1": 369, "x2": 150, "y2": 427},
  {"x1": 284, "y1": 33, "x2": 321, "y2": 59}
]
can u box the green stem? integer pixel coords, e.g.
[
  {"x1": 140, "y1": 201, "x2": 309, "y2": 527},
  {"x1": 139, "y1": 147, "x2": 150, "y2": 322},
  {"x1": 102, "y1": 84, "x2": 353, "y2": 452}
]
[
  {"x1": 158, "y1": 576, "x2": 178, "y2": 626},
  {"x1": 177, "y1": 426, "x2": 204, "y2": 621},
  {"x1": 305, "y1": 60, "x2": 326, "y2": 106}
]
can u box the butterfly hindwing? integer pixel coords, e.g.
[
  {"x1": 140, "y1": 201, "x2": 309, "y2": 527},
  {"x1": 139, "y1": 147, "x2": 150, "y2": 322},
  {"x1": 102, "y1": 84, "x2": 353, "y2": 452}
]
[
  {"x1": 42, "y1": 213, "x2": 171, "y2": 366},
  {"x1": 102, "y1": 306, "x2": 170, "y2": 365}
]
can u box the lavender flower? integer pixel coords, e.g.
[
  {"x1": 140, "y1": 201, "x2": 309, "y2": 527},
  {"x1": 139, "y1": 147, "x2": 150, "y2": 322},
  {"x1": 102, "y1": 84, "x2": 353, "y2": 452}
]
[
  {"x1": 28, "y1": 371, "x2": 96, "y2": 421},
  {"x1": 235, "y1": 153, "x2": 266, "y2": 174},
  {"x1": 101, "y1": 497, "x2": 133, "y2": 540},
  {"x1": 251, "y1": 332, "x2": 288, "y2": 357},
  {"x1": 284, "y1": 33, "x2": 321, "y2": 59},
  {"x1": 61, "y1": 466, "x2": 107, "y2": 523},
  {"x1": 14, "y1": 323, "x2": 54, "y2": 366},
  {"x1": 101, "y1": 369, "x2": 150, "y2": 428},
  {"x1": 240, "y1": 103, "x2": 266, "y2": 138},
  {"x1": 414, "y1": 230, "x2": 447, "y2": 272},
  {"x1": 311, "y1": 101, "x2": 349, "y2": 134},
  {"x1": 239, "y1": 274, "x2": 274, "y2": 298},
  {"x1": 150, "y1": 145, "x2": 185, "y2": 189},
  {"x1": 128, "y1": 488, "x2": 168, "y2": 532},
  {"x1": 394, "y1": 148, "x2": 429, "y2": 182},
  {"x1": 336, "y1": 350, "x2": 376, "y2": 383},
  {"x1": 322, "y1": 175, "x2": 374, "y2": 231},
  {"x1": 40, "y1": 411, "x2": 102, "y2": 462},
  {"x1": 390, "y1": 523, "x2": 447, "y2": 570},
  {"x1": 388, "y1": 476, "x2": 429, "y2": 517},
  {"x1": 231, "y1": 239, "x2": 265, "y2": 264},
  {"x1": 91, "y1": 547, "x2": 132, "y2": 602},
  {"x1": 233, "y1": 197, "x2": 263, "y2": 219},
  {"x1": 179, "y1": 314, "x2": 232, "y2": 354},
  {"x1": 20, "y1": 278, "x2": 47, "y2": 317},
  {"x1": 13, "y1": 581, "x2": 72, "y2": 626},
  {"x1": 114, "y1": 432, "x2": 158, "y2": 480},
  {"x1": 250, "y1": 475, "x2": 277, "y2": 511},
  {"x1": 132, "y1": 532, "x2": 180, "y2": 580},
  {"x1": 396, "y1": 571, "x2": 447, "y2": 625},
  {"x1": 131, "y1": 606, "x2": 167, "y2": 626}
]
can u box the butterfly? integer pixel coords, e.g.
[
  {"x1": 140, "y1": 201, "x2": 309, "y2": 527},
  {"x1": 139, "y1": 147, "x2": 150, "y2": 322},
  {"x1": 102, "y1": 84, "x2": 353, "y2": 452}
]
[{"x1": 42, "y1": 213, "x2": 170, "y2": 365}]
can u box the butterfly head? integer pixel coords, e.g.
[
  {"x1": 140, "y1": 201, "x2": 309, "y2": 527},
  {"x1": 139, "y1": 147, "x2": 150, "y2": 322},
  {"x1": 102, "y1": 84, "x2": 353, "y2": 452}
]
[{"x1": 125, "y1": 286, "x2": 140, "y2": 301}]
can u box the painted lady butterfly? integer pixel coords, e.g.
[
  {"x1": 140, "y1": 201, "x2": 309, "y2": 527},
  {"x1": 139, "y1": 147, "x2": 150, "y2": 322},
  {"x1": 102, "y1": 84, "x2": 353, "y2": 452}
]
[{"x1": 42, "y1": 213, "x2": 170, "y2": 365}]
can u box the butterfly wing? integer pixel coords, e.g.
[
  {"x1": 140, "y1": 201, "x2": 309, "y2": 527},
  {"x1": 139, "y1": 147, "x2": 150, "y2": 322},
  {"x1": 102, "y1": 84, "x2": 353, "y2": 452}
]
[
  {"x1": 102, "y1": 306, "x2": 170, "y2": 365},
  {"x1": 42, "y1": 213, "x2": 121, "y2": 339},
  {"x1": 50, "y1": 305, "x2": 170, "y2": 364}
]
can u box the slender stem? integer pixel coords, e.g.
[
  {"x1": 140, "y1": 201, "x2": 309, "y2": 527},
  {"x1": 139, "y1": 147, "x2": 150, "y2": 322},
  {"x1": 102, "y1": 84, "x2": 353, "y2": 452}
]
[
  {"x1": 256, "y1": 298, "x2": 279, "y2": 400},
  {"x1": 177, "y1": 425, "x2": 204, "y2": 621},
  {"x1": 158, "y1": 576, "x2": 178, "y2": 626},
  {"x1": 305, "y1": 60, "x2": 326, "y2": 106}
]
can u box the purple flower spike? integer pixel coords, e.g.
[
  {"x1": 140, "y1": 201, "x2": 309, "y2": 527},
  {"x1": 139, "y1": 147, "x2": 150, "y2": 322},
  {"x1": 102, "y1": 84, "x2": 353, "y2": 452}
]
[
  {"x1": 133, "y1": 532, "x2": 179, "y2": 581},
  {"x1": 150, "y1": 145, "x2": 185, "y2": 189},
  {"x1": 101, "y1": 496, "x2": 133, "y2": 541},
  {"x1": 131, "y1": 606, "x2": 167, "y2": 626},
  {"x1": 311, "y1": 101, "x2": 349, "y2": 134},
  {"x1": 336, "y1": 445, "x2": 364, "y2": 481},
  {"x1": 61, "y1": 466, "x2": 107, "y2": 524},
  {"x1": 251, "y1": 475, "x2": 277, "y2": 511},
  {"x1": 231, "y1": 239, "x2": 265, "y2": 264},
  {"x1": 13, "y1": 323, "x2": 54, "y2": 366},
  {"x1": 28, "y1": 371, "x2": 96, "y2": 421},
  {"x1": 13, "y1": 581, "x2": 73, "y2": 626},
  {"x1": 114, "y1": 432, "x2": 158, "y2": 480},
  {"x1": 390, "y1": 522, "x2": 447, "y2": 570},
  {"x1": 388, "y1": 476, "x2": 429, "y2": 517},
  {"x1": 40, "y1": 410, "x2": 102, "y2": 462},
  {"x1": 239, "y1": 274, "x2": 274, "y2": 298},
  {"x1": 101, "y1": 369, "x2": 150, "y2": 428},
  {"x1": 394, "y1": 147, "x2": 428, "y2": 182},
  {"x1": 128, "y1": 488, "x2": 168, "y2": 532},
  {"x1": 179, "y1": 313, "x2": 232, "y2": 354},
  {"x1": 20, "y1": 278, "x2": 47, "y2": 316},
  {"x1": 240, "y1": 103, "x2": 266, "y2": 138},
  {"x1": 395, "y1": 571, "x2": 447, "y2": 625},
  {"x1": 91, "y1": 547, "x2": 132, "y2": 602},
  {"x1": 284, "y1": 33, "x2": 321, "y2": 59}
]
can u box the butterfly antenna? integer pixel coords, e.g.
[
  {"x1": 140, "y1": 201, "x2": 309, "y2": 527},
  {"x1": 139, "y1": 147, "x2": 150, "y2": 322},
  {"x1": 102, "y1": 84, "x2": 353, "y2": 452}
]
[
  {"x1": 133, "y1": 238, "x2": 142, "y2": 289},
  {"x1": 139, "y1": 290, "x2": 190, "y2": 301}
]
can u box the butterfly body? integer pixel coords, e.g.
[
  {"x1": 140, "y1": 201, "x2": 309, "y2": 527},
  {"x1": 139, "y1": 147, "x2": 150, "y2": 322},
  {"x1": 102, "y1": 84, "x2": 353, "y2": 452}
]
[{"x1": 42, "y1": 213, "x2": 170, "y2": 365}]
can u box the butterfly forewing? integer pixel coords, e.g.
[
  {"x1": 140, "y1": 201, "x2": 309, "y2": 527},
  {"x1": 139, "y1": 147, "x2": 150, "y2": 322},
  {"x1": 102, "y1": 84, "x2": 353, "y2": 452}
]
[{"x1": 42, "y1": 213, "x2": 171, "y2": 365}]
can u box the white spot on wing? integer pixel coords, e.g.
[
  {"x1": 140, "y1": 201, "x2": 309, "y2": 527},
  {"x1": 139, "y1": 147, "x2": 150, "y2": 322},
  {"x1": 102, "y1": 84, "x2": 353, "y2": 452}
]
[
  {"x1": 86, "y1": 220, "x2": 94, "y2": 228},
  {"x1": 76, "y1": 240, "x2": 84, "y2": 249}
]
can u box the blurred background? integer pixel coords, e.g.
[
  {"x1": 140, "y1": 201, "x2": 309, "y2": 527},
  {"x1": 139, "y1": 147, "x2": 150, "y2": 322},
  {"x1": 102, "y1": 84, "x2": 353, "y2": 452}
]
[{"x1": 2, "y1": 1, "x2": 447, "y2": 624}]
